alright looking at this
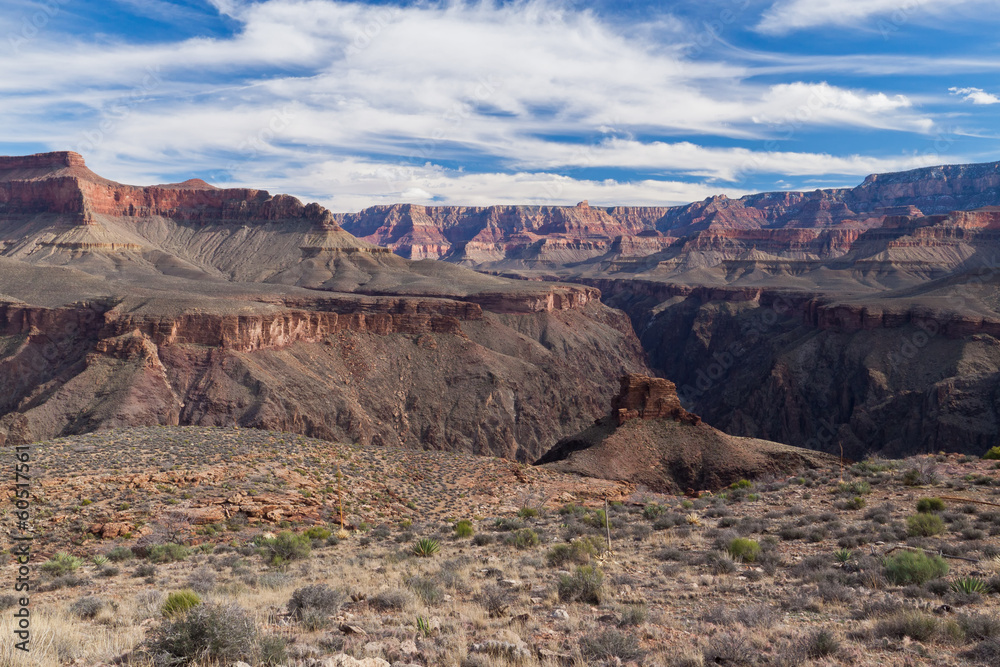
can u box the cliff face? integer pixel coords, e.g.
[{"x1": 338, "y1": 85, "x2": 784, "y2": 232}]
[
  {"x1": 0, "y1": 298, "x2": 648, "y2": 460},
  {"x1": 0, "y1": 151, "x2": 341, "y2": 229},
  {"x1": 339, "y1": 161, "x2": 1000, "y2": 266},
  {"x1": 0, "y1": 152, "x2": 651, "y2": 458},
  {"x1": 596, "y1": 281, "x2": 1000, "y2": 459}
]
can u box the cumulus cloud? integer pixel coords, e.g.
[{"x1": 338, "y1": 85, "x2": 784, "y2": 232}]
[{"x1": 949, "y1": 87, "x2": 1000, "y2": 105}]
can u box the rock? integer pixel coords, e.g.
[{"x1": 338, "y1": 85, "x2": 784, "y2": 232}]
[
  {"x1": 551, "y1": 609, "x2": 569, "y2": 620},
  {"x1": 339, "y1": 623, "x2": 367, "y2": 636},
  {"x1": 399, "y1": 640, "x2": 418, "y2": 656}
]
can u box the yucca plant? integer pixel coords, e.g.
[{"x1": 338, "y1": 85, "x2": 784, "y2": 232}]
[
  {"x1": 91, "y1": 555, "x2": 109, "y2": 567},
  {"x1": 951, "y1": 576, "x2": 988, "y2": 595},
  {"x1": 412, "y1": 538, "x2": 440, "y2": 558},
  {"x1": 834, "y1": 548, "x2": 853, "y2": 564}
]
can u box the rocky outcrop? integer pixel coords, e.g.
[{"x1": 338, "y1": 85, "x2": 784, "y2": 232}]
[
  {"x1": 536, "y1": 374, "x2": 835, "y2": 493},
  {"x1": 0, "y1": 151, "x2": 342, "y2": 229},
  {"x1": 612, "y1": 374, "x2": 699, "y2": 426}
]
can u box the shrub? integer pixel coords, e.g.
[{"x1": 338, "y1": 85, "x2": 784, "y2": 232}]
[
  {"x1": 726, "y1": 538, "x2": 761, "y2": 563},
  {"x1": 454, "y1": 520, "x2": 474, "y2": 538},
  {"x1": 705, "y1": 551, "x2": 738, "y2": 575},
  {"x1": 0, "y1": 595, "x2": 18, "y2": 611},
  {"x1": 146, "y1": 602, "x2": 257, "y2": 664},
  {"x1": 547, "y1": 537, "x2": 601, "y2": 567},
  {"x1": 907, "y1": 513, "x2": 945, "y2": 537},
  {"x1": 583, "y1": 509, "x2": 610, "y2": 530},
  {"x1": 412, "y1": 538, "x2": 441, "y2": 557},
  {"x1": 406, "y1": 576, "x2": 443, "y2": 605},
  {"x1": 517, "y1": 507, "x2": 539, "y2": 519},
  {"x1": 917, "y1": 497, "x2": 946, "y2": 513},
  {"x1": 135, "y1": 563, "x2": 158, "y2": 578},
  {"x1": 288, "y1": 584, "x2": 345, "y2": 619},
  {"x1": 558, "y1": 565, "x2": 604, "y2": 604},
  {"x1": 493, "y1": 517, "x2": 525, "y2": 532},
  {"x1": 903, "y1": 463, "x2": 938, "y2": 486},
  {"x1": 617, "y1": 603, "x2": 648, "y2": 627},
  {"x1": 472, "y1": 533, "x2": 493, "y2": 546},
  {"x1": 983, "y1": 446, "x2": 1000, "y2": 460},
  {"x1": 874, "y1": 609, "x2": 940, "y2": 642},
  {"x1": 148, "y1": 543, "x2": 190, "y2": 564},
  {"x1": 41, "y1": 552, "x2": 83, "y2": 577},
  {"x1": 369, "y1": 589, "x2": 413, "y2": 611},
  {"x1": 69, "y1": 596, "x2": 104, "y2": 620},
  {"x1": 478, "y1": 583, "x2": 511, "y2": 618},
  {"x1": 837, "y1": 480, "x2": 871, "y2": 496},
  {"x1": 507, "y1": 528, "x2": 539, "y2": 550},
  {"x1": 257, "y1": 532, "x2": 311, "y2": 566},
  {"x1": 303, "y1": 526, "x2": 332, "y2": 541},
  {"x1": 807, "y1": 629, "x2": 840, "y2": 658},
  {"x1": 161, "y1": 590, "x2": 202, "y2": 617},
  {"x1": 185, "y1": 569, "x2": 217, "y2": 594},
  {"x1": 258, "y1": 635, "x2": 288, "y2": 666},
  {"x1": 106, "y1": 546, "x2": 134, "y2": 562},
  {"x1": 884, "y1": 550, "x2": 949, "y2": 585},
  {"x1": 642, "y1": 503, "x2": 665, "y2": 520},
  {"x1": 580, "y1": 628, "x2": 643, "y2": 662}
]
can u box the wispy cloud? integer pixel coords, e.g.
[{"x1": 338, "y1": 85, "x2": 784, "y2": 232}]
[
  {"x1": 755, "y1": 0, "x2": 981, "y2": 35},
  {"x1": 949, "y1": 86, "x2": 1000, "y2": 105},
  {"x1": 0, "y1": 0, "x2": 973, "y2": 210}
]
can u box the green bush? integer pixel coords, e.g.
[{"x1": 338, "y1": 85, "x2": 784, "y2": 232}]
[
  {"x1": 558, "y1": 565, "x2": 604, "y2": 604},
  {"x1": 148, "y1": 543, "x2": 191, "y2": 564},
  {"x1": 730, "y1": 479, "x2": 753, "y2": 490},
  {"x1": 517, "y1": 507, "x2": 539, "y2": 519},
  {"x1": 508, "y1": 528, "x2": 540, "y2": 550},
  {"x1": 583, "y1": 509, "x2": 610, "y2": 530},
  {"x1": 147, "y1": 602, "x2": 257, "y2": 664},
  {"x1": 162, "y1": 590, "x2": 202, "y2": 617},
  {"x1": 546, "y1": 537, "x2": 601, "y2": 567},
  {"x1": 106, "y1": 546, "x2": 134, "y2": 563},
  {"x1": 916, "y1": 497, "x2": 946, "y2": 513},
  {"x1": 884, "y1": 550, "x2": 949, "y2": 585},
  {"x1": 302, "y1": 526, "x2": 331, "y2": 541},
  {"x1": 983, "y1": 446, "x2": 1000, "y2": 460},
  {"x1": 257, "y1": 532, "x2": 311, "y2": 566},
  {"x1": 412, "y1": 538, "x2": 440, "y2": 557},
  {"x1": 726, "y1": 538, "x2": 761, "y2": 563},
  {"x1": 906, "y1": 513, "x2": 945, "y2": 537},
  {"x1": 454, "y1": 520, "x2": 474, "y2": 538},
  {"x1": 41, "y1": 552, "x2": 83, "y2": 577},
  {"x1": 642, "y1": 503, "x2": 665, "y2": 520}
]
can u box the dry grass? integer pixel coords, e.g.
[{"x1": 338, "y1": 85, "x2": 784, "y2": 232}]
[{"x1": 5, "y1": 431, "x2": 1000, "y2": 666}]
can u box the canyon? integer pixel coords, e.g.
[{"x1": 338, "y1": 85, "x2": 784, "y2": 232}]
[
  {"x1": 0, "y1": 152, "x2": 647, "y2": 461},
  {"x1": 3, "y1": 151, "x2": 1000, "y2": 468},
  {"x1": 341, "y1": 162, "x2": 1000, "y2": 459}
]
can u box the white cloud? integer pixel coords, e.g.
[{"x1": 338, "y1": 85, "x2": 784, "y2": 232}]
[
  {"x1": 949, "y1": 86, "x2": 1000, "y2": 105},
  {"x1": 756, "y1": 0, "x2": 981, "y2": 35},
  {"x1": 0, "y1": 0, "x2": 957, "y2": 211}
]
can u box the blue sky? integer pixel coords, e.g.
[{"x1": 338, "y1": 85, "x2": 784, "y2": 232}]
[{"x1": 2, "y1": 0, "x2": 1000, "y2": 211}]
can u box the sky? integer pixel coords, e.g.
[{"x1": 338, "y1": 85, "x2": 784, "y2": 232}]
[{"x1": 2, "y1": 0, "x2": 1000, "y2": 211}]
